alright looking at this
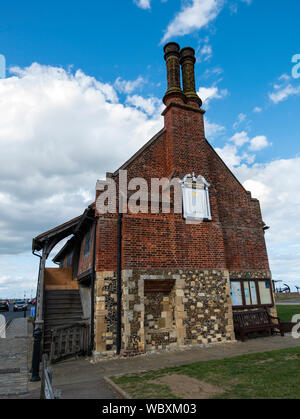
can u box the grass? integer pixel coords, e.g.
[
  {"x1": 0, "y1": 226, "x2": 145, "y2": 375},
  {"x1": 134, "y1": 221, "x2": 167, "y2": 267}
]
[
  {"x1": 112, "y1": 346, "x2": 300, "y2": 399},
  {"x1": 276, "y1": 305, "x2": 300, "y2": 322}
]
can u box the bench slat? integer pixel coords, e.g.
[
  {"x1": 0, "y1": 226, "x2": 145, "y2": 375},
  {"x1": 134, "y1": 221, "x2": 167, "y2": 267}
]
[{"x1": 233, "y1": 308, "x2": 284, "y2": 342}]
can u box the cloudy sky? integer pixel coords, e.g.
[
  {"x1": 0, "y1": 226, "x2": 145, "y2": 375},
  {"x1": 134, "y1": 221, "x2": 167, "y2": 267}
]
[{"x1": 0, "y1": 0, "x2": 299, "y2": 298}]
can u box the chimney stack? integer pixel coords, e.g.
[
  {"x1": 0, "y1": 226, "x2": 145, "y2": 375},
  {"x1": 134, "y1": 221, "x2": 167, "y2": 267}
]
[
  {"x1": 163, "y1": 42, "x2": 185, "y2": 105},
  {"x1": 179, "y1": 47, "x2": 202, "y2": 107}
]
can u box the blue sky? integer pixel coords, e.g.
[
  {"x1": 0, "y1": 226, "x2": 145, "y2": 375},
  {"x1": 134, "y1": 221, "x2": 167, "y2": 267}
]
[{"x1": 0, "y1": 0, "x2": 299, "y2": 298}]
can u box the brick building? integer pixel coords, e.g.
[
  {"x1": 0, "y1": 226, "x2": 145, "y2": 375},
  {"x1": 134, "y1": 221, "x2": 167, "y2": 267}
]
[{"x1": 33, "y1": 43, "x2": 275, "y2": 358}]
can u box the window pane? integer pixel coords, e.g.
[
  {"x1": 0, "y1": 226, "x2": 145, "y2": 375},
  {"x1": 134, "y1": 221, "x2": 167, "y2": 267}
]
[
  {"x1": 244, "y1": 282, "x2": 251, "y2": 305},
  {"x1": 249, "y1": 281, "x2": 258, "y2": 305},
  {"x1": 84, "y1": 228, "x2": 91, "y2": 256},
  {"x1": 230, "y1": 282, "x2": 243, "y2": 306},
  {"x1": 258, "y1": 280, "x2": 272, "y2": 304},
  {"x1": 67, "y1": 252, "x2": 72, "y2": 268}
]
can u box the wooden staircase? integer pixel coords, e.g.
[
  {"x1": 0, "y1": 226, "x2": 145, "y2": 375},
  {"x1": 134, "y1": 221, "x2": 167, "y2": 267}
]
[{"x1": 43, "y1": 290, "x2": 84, "y2": 355}]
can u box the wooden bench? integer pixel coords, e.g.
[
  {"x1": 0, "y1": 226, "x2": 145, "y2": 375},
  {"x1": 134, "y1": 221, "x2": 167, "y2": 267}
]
[{"x1": 233, "y1": 308, "x2": 284, "y2": 342}]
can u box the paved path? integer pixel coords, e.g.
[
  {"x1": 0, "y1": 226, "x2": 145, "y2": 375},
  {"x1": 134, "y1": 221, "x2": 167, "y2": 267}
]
[
  {"x1": 2, "y1": 329, "x2": 299, "y2": 399},
  {"x1": 49, "y1": 335, "x2": 300, "y2": 392},
  {"x1": 276, "y1": 299, "x2": 300, "y2": 305},
  {"x1": 0, "y1": 318, "x2": 28, "y2": 397}
]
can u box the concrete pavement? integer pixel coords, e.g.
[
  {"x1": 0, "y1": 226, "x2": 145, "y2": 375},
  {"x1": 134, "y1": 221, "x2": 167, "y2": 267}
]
[
  {"x1": 2, "y1": 320, "x2": 300, "y2": 399},
  {"x1": 276, "y1": 299, "x2": 300, "y2": 305},
  {"x1": 0, "y1": 318, "x2": 28, "y2": 397},
  {"x1": 48, "y1": 334, "x2": 300, "y2": 394}
]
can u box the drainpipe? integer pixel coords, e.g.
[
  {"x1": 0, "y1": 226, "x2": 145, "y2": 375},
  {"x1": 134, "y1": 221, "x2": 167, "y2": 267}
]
[
  {"x1": 32, "y1": 250, "x2": 42, "y2": 323},
  {"x1": 89, "y1": 218, "x2": 97, "y2": 355},
  {"x1": 31, "y1": 249, "x2": 43, "y2": 382},
  {"x1": 84, "y1": 215, "x2": 97, "y2": 356},
  {"x1": 116, "y1": 195, "x2": 123, "y2": 355}
]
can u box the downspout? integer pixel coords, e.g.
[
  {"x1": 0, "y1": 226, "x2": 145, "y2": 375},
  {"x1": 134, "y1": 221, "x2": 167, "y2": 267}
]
[
  {"x1": 32, "y1": 250, "x2": 42, "y2": 322},
  {"x1": 84, "y1": 215, "x2": 97, "y2": 356},
  {"x1": 116, "y1": 195, "x2": 123, "y2": 355},
  {"x1": 89, "y1": 218, "x2": 97, "y2": 355}
]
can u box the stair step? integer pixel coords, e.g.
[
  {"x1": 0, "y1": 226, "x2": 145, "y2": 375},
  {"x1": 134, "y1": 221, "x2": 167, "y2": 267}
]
[
  {"x1": 45, "y1": 306, "x2": 82, "y2": 312},
  {"x1": 45, "y1": 297, "x2": 81, "y2": 303},
  {"x1": 45, "y1": 306, "x2": 83, "y2": 311},
  {"x1": 45, "y1": 292, "x2": 80, "y2": 298},
  {"x1": 45, "y1": 317, "x2": 83, "y2": 324},
  {"x1": 45, "y1": 318, "x2": 83, "y2": 323},
  {"x1": 46, "y1": 290, "x2": 79, "y2": 295},
  {"x1": 43, "y1": 289, "x2": 84, "y2": 354}
]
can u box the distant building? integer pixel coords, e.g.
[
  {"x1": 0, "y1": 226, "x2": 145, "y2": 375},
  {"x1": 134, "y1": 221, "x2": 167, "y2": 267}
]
[{"x1": 33, "y1": 43, "x2": 275, "y2": 358}]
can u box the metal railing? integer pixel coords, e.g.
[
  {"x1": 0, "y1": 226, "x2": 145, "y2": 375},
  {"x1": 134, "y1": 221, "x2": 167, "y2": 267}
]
[
  {"x1": 41, "y1": 354, "x2": 61, "y2": 399},
  {"x1": 49, "y1": 321, "x2": 89, "y2": 363}
]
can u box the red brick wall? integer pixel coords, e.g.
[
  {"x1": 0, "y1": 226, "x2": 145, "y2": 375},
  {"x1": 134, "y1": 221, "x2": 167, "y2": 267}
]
[
  {"x1": 96, "y1": 216, "x2": 118, "y2": 271},
  {"x1": 95, "y1": 101, "x2": 269, "y2": 272}
]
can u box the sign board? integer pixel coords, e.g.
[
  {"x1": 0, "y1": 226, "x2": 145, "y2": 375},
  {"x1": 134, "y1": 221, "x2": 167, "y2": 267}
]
[
  {"x1": 231, "y1": 282, "x2": 243, "y2": 307},
  {"x1": 181, "y1": 174, "x2": 211, "y2": 221}
]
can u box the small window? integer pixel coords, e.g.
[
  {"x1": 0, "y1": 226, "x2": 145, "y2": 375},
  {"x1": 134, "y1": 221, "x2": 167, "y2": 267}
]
[
  {"x1": 66, "y1": 252, "x2": 72, "y2": 268},
  {"x1": 230, "y1": 279, "x2": 273, "y2": 308},
  {"x1": 84, "y1": 228, "x2": 91, "y2": 256}
]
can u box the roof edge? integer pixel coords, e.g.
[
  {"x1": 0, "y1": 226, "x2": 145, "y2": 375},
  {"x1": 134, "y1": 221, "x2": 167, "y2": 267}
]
[{"x1": 113, "y1": 127, "x2": 165, "y2": 176}]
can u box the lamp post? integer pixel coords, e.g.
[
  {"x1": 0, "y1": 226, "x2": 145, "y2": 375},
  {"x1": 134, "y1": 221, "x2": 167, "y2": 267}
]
[{"x1": 30, "y1": 328, "x2": 42, "y2": 382}]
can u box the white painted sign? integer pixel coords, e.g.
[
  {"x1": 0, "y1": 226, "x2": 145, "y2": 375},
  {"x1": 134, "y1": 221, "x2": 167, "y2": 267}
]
[{"x1": 181, "y1": 174, "x2": 211, "y2": 221}]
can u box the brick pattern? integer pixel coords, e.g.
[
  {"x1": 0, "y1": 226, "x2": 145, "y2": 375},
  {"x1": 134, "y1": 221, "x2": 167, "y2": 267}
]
[
  {"x1": 118, "y1": 269, "x2": 235, "y2": 354},
  {"x1": 182, "y1": 270, "x2": 234, "y2": 345},
  {"x1": 95, "y1": 101, "x2": 269, "y2": 273},
  {"x1": 94, "y1": 271, "x2": 117, "y2": 354},
  {"x1": 122, "y1": 270, "x2": 145, "y2": 355},
  {"x1": 144, "y1": 292, "x2": 178, "y2": 350},
  {"x1": 93, "y1": 73, "x2": 272, "y2": 356}
]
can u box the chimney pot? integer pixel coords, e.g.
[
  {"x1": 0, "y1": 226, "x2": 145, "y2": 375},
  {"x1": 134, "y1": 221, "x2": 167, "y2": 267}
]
[
  {"x1": 163, "y1": 42, "x2": 185, "y2": 105},
  {"x1": 180, "y1": 47, "x2": 202, "y2": 107}
]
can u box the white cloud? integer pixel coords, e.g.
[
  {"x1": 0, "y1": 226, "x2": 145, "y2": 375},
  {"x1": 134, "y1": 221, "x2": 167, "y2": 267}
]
[
  {"x1": 268, "y1": 73, "x2": 300, "y2": 104},
  {"x1": 161, "y1": 0, "x2": 223, "y2": 43},
  {"x1": 198, "y1": 40, "x2": 213, "y2": 62},
  {"x1": 216, "y1": 130, "x2": 270, "y2": 169},
  {"x1": 253, "y1": 106, "x2": 262, "y2": 113},
  {"x1": 198, "y1": 85, "x2": 228, "y2": 105},
  {"x1": 0, "y1": 62, "x2": 231, "y2": 297},
  {"x1": 215, "y1": 143, "x2": 242, "y2": 167},
  {"x1": 248, "y1": 135, "x2": 269, "y2": 151},
  {"x1": 201, "y1": 44, "x2": 213, "y2": 61},
  {"x1": 0, "y1": 64, "x2": 162, "y2": 259},
  {"x1": 230, "y1": 131, "x2": 249, "y2": 147},
  {"x1": 278, "y1": 73, "x2": 291, "y2": 82},
  {"x1": 269, "y1": 84, "x2": 300, "y2": 104},
  {"x1": 114, "y1": 76, "x2": 145, "y2": 94},
  {"x1": 234, "y1": 157, "x2": 300, "y2": 286},
  {"x1": 134, "y1": 0, "x2": 151, "y2": 9},
  {"x1": 126, "y1": 95, "x2": 163, "y2": 115},
  {"x1": 205, "y1": 119, "x2": 225, "y2": 139},
  {"x1": 212, "y1": 145, "x2": 300, "y2": 287},
  {"x1": 233, "y1": 112, "x2": 247, "y2": 129}
]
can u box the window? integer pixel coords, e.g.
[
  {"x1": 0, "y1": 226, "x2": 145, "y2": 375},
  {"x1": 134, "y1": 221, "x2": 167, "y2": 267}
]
[
  {"x1": 84, "y1": 227, "x2": 91, "y2": 256},
  {"x1": 66, "y1": 252, "x2": 72, "y2": 268},
  {"x1": 181, "y1": 174, "x2": 211, "y2": 221},
  {"x1": 230, "y1": 279, "x2": 273, "y2": 308}
]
